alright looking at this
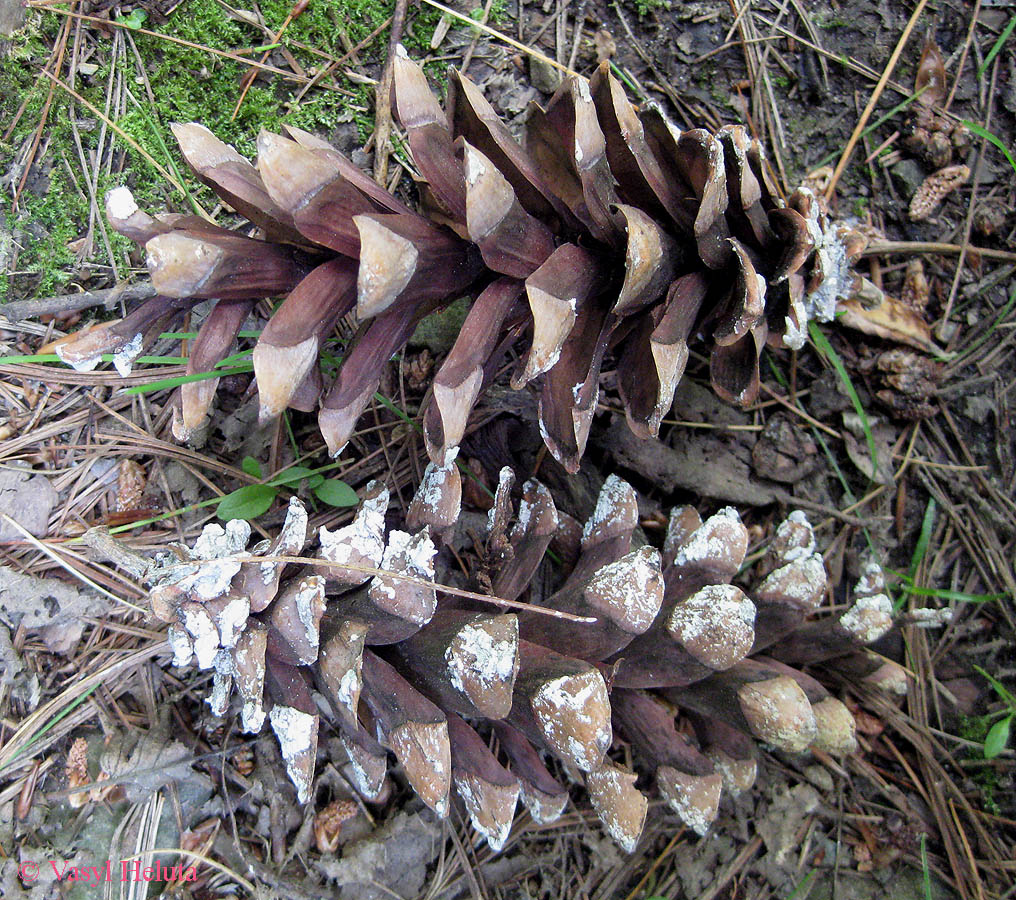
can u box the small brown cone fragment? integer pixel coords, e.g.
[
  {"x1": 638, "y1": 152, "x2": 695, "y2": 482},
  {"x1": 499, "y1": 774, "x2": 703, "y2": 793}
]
[
  {"x1": 406, "y1": 454, "x2": 462, "y2": 536},
  {"x1": 316, "y1": 618, "x2": 368, "y2": 729},
  {"x1": 393, "y1": 610, "x2": 519, "y2": 719},
  {"x1": 318, "y1": 481, "x2": 389, "y2": 588},
  {"x1": 909, "y1": 164, "x2": 969, "y2": 222},
  {"x1": 586, "y1": 762, "x2": 648, "y2": 853},
  {"x1": 492, "y1": 721, "x2": 569, "y2": 824},
  {"x1": 145, "y1": 230, "x2": 309, "y2": 301},
  {"x1": 267, "y1": 575, "x2": 326, "y2": 666},
  {"x1": 172, "y1": 123, "x2": 305, "y2": 244},
  {"x1": 461, "y1": 139, "x2": 556, "y2": 278},
  {"x1": 253, "y1": 257, "x2": 357, "y2": 424},
  {"x1": 315, "y1": 799, "x2": 357, "y2": 854},
  {"x1": 511, "y1": 641, "x2": 612, "y2": 772},
  {"x1": 176, "y1": 297, "x2": 255, "y2": 440},
  {"x1": 612, "y1": 689, "x2": 721, "y2": 834},
  {"x1": 446, "y1": 712, "x2": 520, "y2": 852},
  {"x1": 66, "y1": 736, "x2": 91, "y2": 809},
  {"x1": 513, "y1": 242, "x2": 605, "y2": 387},
  {"x1": 361, "y1": 650, "x2": 451, "y2": 817},
  {"x1": 667, "y1": 584, "x2": 756, "y2": 670},
  {"x1": 423, "y1": 278, "x2": 525, "y2": 463},
  {"x1": 915, "y1": 33, "x2": 948, "y2": 107}
]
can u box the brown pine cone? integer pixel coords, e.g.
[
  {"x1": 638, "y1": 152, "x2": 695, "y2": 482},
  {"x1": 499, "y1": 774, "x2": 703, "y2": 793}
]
[
  {"x1": 152, "y1": 472, "x2": 912, "y2": 852},
  {"x1": 54, "y1": 52, "x2": 866, "y2": 473}
]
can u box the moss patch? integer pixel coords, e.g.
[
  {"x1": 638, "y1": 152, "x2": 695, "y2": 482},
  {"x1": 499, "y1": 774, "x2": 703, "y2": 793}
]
[{"x1": 2, "y1": 0, "x2": 444, "y2": 301}]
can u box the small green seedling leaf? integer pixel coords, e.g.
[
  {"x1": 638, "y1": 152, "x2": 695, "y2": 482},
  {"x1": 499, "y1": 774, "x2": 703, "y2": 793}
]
[
  {"x1": 116, "y1": 8, "x2": 148, "y2": 29},
  {"x1": 217, "y1": 484, "x2": 277, "y2": 521},
  {"x1": 984, "y1": 715, "x2": 1011, "y2": 759},
  {"x1": 313, "y1": 479, "x2": 359, "y2": 508},
  {"x1": 242, "y1": 456, "x2": 263, "y2": 479}
]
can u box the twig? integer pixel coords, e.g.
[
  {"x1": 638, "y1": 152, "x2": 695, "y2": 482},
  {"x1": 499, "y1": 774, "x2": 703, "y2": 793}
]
[
  {"x1": 0, "y1": 283, "x2": 157, "y2": 323},
  {"x1": 372, "y1": 0, "x2": 408, "y2": 186},
  {"x1": 862, "y1": 240, "x2": 1016, "y2": 264}
]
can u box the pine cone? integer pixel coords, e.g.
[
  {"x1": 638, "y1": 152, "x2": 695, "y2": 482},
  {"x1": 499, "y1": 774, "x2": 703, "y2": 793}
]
[
  {"x1": 55, "y1": 53, "x2": 866, "y2": 472},
  {"x1": 152, "y1": 472, "x2": 906, "y2": 852}
]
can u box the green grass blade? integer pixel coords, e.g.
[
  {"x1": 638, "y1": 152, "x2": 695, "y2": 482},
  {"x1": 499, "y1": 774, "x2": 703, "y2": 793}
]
[
  {"x1": 901, "y1": 585, "x2": 1006, "y2": 604},
  {"x1": 6, "y1": 684, "x2": 100, "y2": 765},
  {"x1": 963, "y1": 120, "x2": 1016, "y2": 176},
  {"x1": 909, "y1": 497, "x2": 936, "y2": 578},
  {"x1": 809, "y1": 321, "x2": 878, "y2": 480},
  {"x1": 124, "y1": 363, "x2": 253, "y2": 394},
  {"x1": 979, "y1": 14, "x2": 1016, "y2": 78}
]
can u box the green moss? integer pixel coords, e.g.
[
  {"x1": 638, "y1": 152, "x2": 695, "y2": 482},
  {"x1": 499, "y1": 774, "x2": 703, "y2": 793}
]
[
  {"x1": 959, "y1": 714, "x2": 1003, "y2": 815},
  {"x1": 2, "y1": 0, "x2": 458, "y2": 301},
  {"x1": 629, "y1": 0, "x2": 671, "y2": 17}
]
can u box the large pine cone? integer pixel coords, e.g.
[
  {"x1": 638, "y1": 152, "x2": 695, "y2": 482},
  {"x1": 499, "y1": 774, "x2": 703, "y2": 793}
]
[
  {"x1": 54, "y1": 53, "x2": 866, "y2": 472},
  {"x1": 152, "y1": 471, "x2": 904, "y2": 852}
]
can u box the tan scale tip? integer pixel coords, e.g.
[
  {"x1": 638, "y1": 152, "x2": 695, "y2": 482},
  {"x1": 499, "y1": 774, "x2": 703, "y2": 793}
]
[
  {"x1": 586, "y1": 762, "x2": 648, "y2": 854},
  {"x1": 253, "y1": 335, "x2": 320, "y2": 424},
  {"x1": 810, "y1": 697, "x2": 858, "y2": 756},
  {"x1": 737, "y1": 675, "x2": 817, "y2": 753},
  {"x1": 146, "y1": 232, "x2": 222, "y2": 297},
  {"x1": 530, "y1": 670, "x2": 612, "y2": 772}
]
